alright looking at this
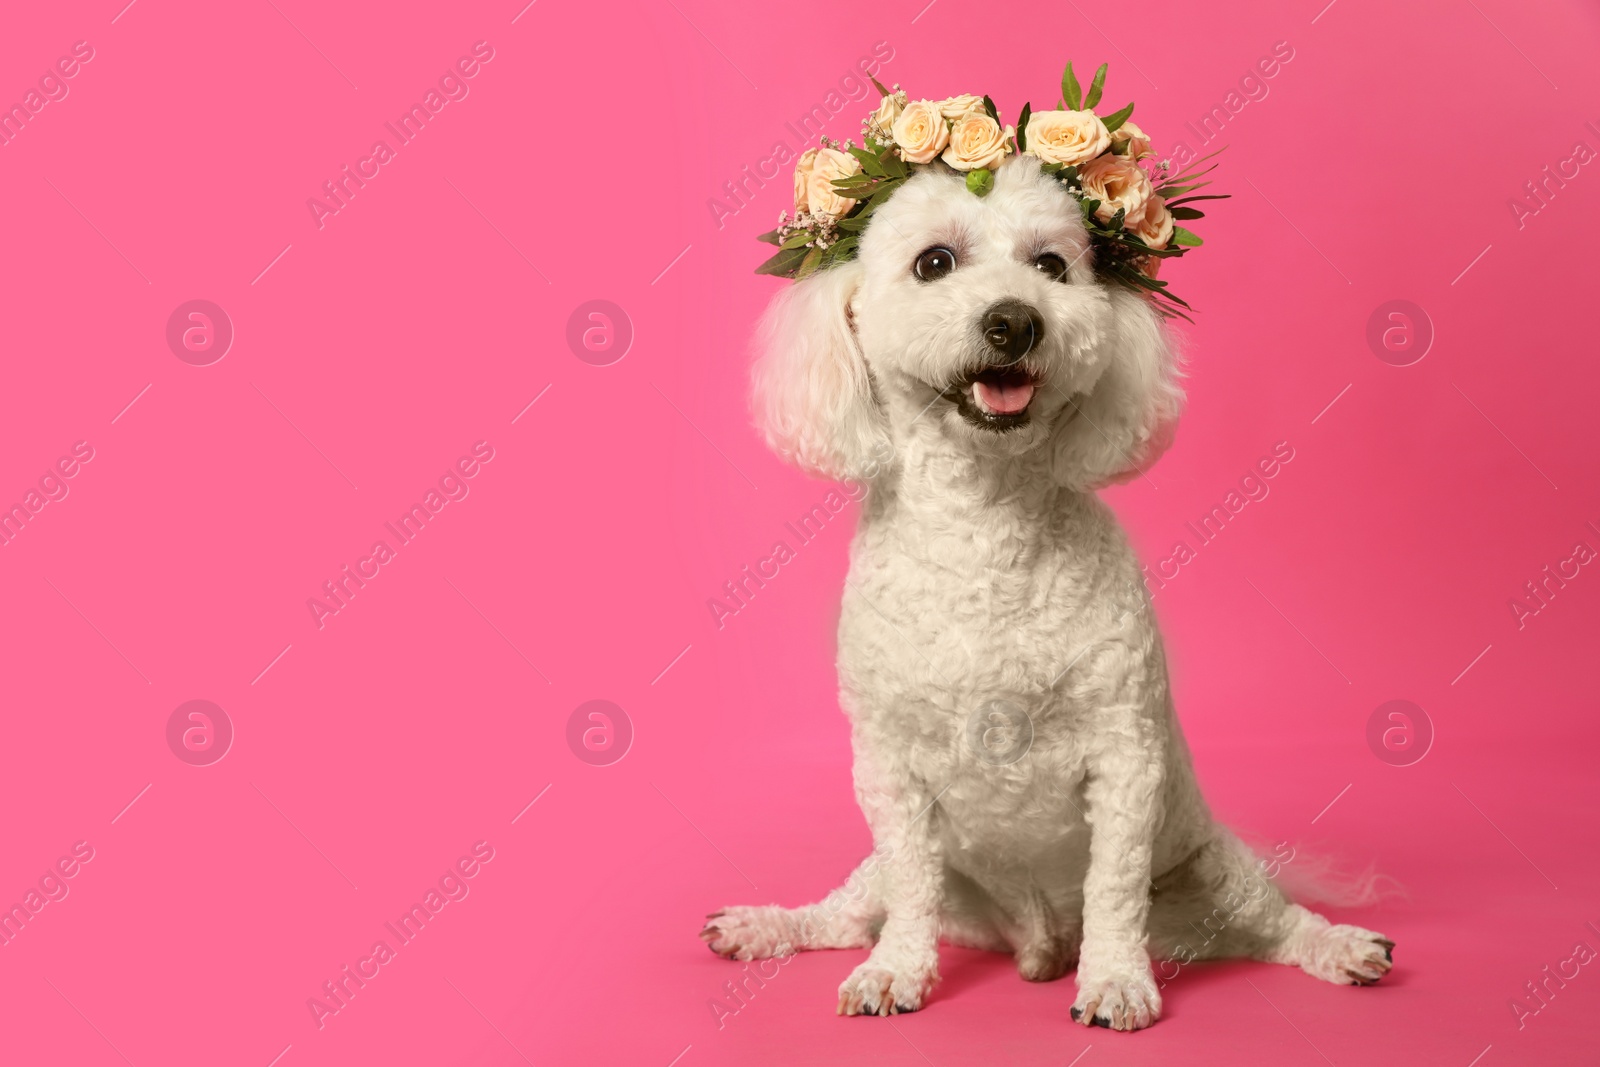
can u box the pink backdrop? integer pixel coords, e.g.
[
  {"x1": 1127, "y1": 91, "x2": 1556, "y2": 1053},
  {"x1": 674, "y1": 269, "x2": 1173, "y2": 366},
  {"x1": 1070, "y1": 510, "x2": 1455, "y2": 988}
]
[{"x1": 2, "y1": 1, "x2": 1598, "y2": 1064}]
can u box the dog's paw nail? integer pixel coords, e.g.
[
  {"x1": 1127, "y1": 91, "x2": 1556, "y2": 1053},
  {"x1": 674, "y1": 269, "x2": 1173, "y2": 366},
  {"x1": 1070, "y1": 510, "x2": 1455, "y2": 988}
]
[{"x1": 1383, "y1": 947, "x2": 1392, "y2": 963}]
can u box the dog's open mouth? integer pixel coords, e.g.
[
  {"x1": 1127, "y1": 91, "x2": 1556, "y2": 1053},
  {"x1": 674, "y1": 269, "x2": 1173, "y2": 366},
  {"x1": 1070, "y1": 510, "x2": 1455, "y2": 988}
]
[{"x1": 945, "y1": 366, "x2": 1040, "y2": 430}]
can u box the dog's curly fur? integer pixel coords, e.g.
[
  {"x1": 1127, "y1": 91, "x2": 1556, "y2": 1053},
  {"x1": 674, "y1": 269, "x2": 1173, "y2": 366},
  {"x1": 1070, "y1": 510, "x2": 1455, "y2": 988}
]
[{"x1": 703, "y1": 156, "x2": 1392, "y2": 1029}]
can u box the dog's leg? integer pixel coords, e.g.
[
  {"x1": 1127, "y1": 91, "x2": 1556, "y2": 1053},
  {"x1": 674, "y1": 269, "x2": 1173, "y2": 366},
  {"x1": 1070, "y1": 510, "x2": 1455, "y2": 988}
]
[
  {"x1": 835, "y1": 752, "x2": 944, "y2": 1016},
  {"x1": 1147, "y1": 833, "x2": 1393, "y2": 987},
  {"x1": 702, "y1": 855, "x2": 883, "y2": 961},
  {"x1": 1072, "y1": 726, "x2": 1164, "y2": 1031}
]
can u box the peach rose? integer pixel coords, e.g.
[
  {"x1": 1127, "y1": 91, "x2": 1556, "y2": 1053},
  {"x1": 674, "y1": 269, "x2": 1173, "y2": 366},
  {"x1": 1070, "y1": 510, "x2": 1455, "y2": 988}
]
[
  {"x1": 1023, "y1": 109, "x2": 1110, "y2": 166},
  {"x1": 1077, "y1": 153, "x2": 1153, "y2": 226},
  {"x1": 937, "y1": 94, "x2": 986, "y2": 120},
  {"x1": 892, "y1": 99, "x2": 951, "y2": 164},
  {"x1": 1129, "y1": 194, "x2": 1174, "y2": 250},
  {"x1": 941, "y1": 112, "x2": 1012, "y2": 172},
  {"x1": 1111, "y1": 120, "x2": 1153, "y2": 159},
  {"x1": 866, "y1": 91, "x2": 904, "y2": 140},
  {"x1": 793, "y1": 146, "x2": 861, "y2": 219}
]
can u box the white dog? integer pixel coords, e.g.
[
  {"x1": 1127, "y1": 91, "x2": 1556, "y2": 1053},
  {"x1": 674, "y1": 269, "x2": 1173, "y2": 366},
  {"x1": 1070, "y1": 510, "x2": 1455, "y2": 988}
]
[{"x1": 702, "y1": 155, "x2": 1392, "y2": 1030}]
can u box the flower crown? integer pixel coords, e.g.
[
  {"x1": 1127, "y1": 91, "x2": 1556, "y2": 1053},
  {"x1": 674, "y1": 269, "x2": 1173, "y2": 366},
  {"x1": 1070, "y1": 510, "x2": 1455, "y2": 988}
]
[{"x1": 755, "y1": 62, "x2": 1225, "y2": 319}]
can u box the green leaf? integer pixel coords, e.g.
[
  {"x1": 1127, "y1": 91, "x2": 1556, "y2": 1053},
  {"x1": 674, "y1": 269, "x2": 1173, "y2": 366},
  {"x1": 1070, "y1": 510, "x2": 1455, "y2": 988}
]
[
  {"x1": 1100, "y1": 101, "x2": 1135, "y2": 132},
  {"x1": 1084, "y1": 63, "x2": 1108, "y2": 109},
  {"x1": 982, "y1": 94, "x2": 1000, "y2": 123},
  {"x1": 780, "y1": 230, "x2": 815, "y2": 249},
  {"x1": 1015, "y1": 102, "x2": 1031, "y2": 152},
  {"x1": 1169, "y1": 206, "x2": 1205, "y2": 220},
  {"x1": 848, "y1": 146, "x2": 887, "y2": 178},
  {"x1": 827, "y1": 235, "x2": 860, "y2": 258},
  {"x1": 871, "y1": 76, "x2": 891, "y2": 98},
  {"x1": 755, "y1": 245, "x2": 809, "y2": 277},
  {"x1": 836, "y1": 213, "x2": 874, "y2": 232},
  {"x1": 1164, "y1": 194, "x2": 1229, "y2": 206},
  {"x1": 880, "y1": 149, "x2": 907, "y2": 179},
  {"x1": 794, "y1": 246, "x2": 825, "y2": 280},
  {"x1": 756, "y1": 229, "x2": 782, "y2": 246},
  {"x1": 1170, "y1": 227, "x2": 1203, "y2": 247},
  {"x1": 1062, "y1": 62, "x2": 1082, "y2": 111},
  {"x1": 832, "y1": 178, "x2": 895, "y2": 200},
  {"x1": 966, "y1": 168, "x2": 995, "y2": 197}
]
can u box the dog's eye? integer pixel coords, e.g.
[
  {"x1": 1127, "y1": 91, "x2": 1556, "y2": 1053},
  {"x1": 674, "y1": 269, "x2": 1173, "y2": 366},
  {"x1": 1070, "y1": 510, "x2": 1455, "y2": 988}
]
[
  {"x1": 1033, "y1": 253, "x2": 1069, "y2": 281},
  {"x1": 914, "y1": 247, "x2": 957, "y2": 282}
]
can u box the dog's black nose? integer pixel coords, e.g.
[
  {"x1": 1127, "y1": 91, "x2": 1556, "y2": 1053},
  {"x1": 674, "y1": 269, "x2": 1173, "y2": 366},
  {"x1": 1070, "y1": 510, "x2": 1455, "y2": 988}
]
[{"x1": 982, "y1": 301, "x2": 1043, "y2": 364}]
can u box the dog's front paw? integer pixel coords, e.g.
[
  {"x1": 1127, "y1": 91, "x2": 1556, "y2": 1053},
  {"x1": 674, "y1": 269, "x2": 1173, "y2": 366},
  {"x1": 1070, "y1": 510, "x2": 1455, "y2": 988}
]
[
  {"x1": 837, "y1": 955, "x2": 938, "y2": 1016},
  {"x1": 1072, "y1": 949, "x2": 1161, "y2": 1031},
  {"x1": 700, "y1": 906, "x2": 798, "y2": 961}
]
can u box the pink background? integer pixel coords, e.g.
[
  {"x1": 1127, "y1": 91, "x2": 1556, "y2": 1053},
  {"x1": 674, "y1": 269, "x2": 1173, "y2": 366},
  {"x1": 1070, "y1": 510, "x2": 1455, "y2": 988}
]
[{"x1": 2, "y1": 1, "x2": 1598, "y2": 1064}]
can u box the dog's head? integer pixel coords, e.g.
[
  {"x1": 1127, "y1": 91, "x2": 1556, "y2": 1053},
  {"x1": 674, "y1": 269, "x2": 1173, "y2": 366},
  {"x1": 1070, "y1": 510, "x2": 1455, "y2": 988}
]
[{"x1": 753, "y1": 154, "x2": 1182, "y2": 489}]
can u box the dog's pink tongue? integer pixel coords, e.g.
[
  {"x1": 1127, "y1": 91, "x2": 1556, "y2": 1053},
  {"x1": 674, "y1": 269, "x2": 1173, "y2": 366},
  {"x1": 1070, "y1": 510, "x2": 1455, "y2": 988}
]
[{"x1": 974, "y1": 378, "x2": 1035, "y2": 415}]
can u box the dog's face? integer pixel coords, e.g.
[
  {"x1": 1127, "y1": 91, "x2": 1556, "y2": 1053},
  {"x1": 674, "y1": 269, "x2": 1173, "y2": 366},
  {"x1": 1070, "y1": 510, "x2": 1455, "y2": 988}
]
[
  {"x1": 754, "y1": 155, "x2": 1182, "y2": 488},
  {"x1": 853, "y1": 156, "x2": 1110, "y2": 454}
]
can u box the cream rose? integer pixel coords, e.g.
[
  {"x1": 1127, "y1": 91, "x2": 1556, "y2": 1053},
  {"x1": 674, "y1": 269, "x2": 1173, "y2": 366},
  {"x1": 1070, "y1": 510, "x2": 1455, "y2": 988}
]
[
  {"x1": 1077, "y1": 153, "x2": 1153, "y2": 226},
  {"x1": 941, "y1": 112, "x2": 1012, "y2": 172},
  {"x1": 892, "y1": 99, "x2": 950, "y2": 164},
  {"x1": 867, "y1": 92, "x2": 904, "y2": 139},
  {"x1": 1110, "y1": 120, "x2": 1153, "y2": 159},
  {"x1": 1023, "y1": 109, "x2": 1110, "y2": 166},
  {"x1": 792, "y1": 146, "x2": 861, "y2": 219},
  {"x1": 1129, "y1": 194, "x2": 1174, "y2": 249},
  {"x1": 937, "y1": 94, "x2": 986, "y2": 120}
]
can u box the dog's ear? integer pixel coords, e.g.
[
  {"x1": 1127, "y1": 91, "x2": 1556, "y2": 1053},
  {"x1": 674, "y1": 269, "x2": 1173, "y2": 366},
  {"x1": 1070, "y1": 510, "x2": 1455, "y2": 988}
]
[
  {"x1": 751, "y1": 259, "x2": 890, "y2": 481},
  {"x1": 1050, "y1": 288, "x2": 1184, "y2": 490}
]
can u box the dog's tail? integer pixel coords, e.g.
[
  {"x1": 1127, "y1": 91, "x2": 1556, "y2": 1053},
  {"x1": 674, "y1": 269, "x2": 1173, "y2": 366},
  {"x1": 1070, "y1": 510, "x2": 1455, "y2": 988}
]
[{"x1": 1244, "y1": 836, "x2": 1403, "y2": 908}]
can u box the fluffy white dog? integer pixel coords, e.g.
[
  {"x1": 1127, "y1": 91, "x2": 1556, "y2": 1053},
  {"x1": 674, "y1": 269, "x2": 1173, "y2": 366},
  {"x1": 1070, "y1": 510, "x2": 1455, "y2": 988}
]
[{"x1": 702, "y1": 155, "x2": 1392, "y2": 1030}]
